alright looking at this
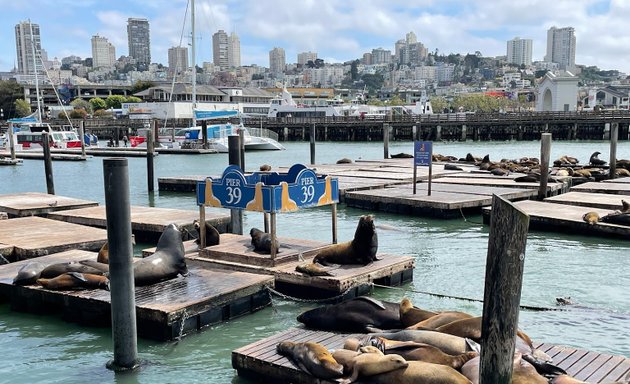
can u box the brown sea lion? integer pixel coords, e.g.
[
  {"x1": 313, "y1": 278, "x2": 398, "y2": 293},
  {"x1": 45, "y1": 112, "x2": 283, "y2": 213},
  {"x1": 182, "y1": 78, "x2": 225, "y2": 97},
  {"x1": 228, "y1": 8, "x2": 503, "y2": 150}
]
[
  {"x1": 39, "y1": 260, "x2": 108, "y2": 279},
  {"x1": 313, "y1": 215, "x2": 378, "y2": 266},
  {"x1": 370, "y1": 330, "x2": 476, "y2": 356},
  {"x1": 406, "y1": 311, "x2": 473, "y2": 330},
  {"x1": 37, "y1": 272, "x2": 110, "y2": 291},
  {"x1": 399, "y1": 298, "x2": 439, "y2": 327},
  {"x1": 259, "y1": 164, "x2": 272, "y2": 171},
  {"x1": 370, "y1": 337, "x2": 478, "y2": 370},
  {"x1": 12, "y1": 261, "x2": 45, "y2": 285},
  {"x1": 194, "y1": 219, "x2": 220, "y2": 247},
  {"x1": 367, "y1": 360, "x2": 471, "y2": 384},
  {"x1": 549, "y1": 374, "x2": 589, "y2": 383},
  {"x1": 249, "y1": 227, "x2": 279, "y2": 254},
  {"x1": 332, "y1": 348, "x2": 408, "y2": 383},
  {"x1": 461, "y1": 352, "x2": 547, "y2": 384},
  {"x1": 615, "y1": 168, "x2": 630, "y2": 177},
  {"x1": 337, "y1": 158, "x2": 353, "y2": 164},
  {"x1": 435, "y1": 316, "x2": 534, "y2": 346},
  {"x1": 276, "y1": 341, "x2": 344, "y2": 380},
  {"x1": 295, "y1": 262, "x2": 334, "y2": 276},
  {"x1": 582, "y1": 211, "x2": 600, "y2": 225},
  {"x1": 97, "y1": 242, "x2": 109, "y2": 264}
]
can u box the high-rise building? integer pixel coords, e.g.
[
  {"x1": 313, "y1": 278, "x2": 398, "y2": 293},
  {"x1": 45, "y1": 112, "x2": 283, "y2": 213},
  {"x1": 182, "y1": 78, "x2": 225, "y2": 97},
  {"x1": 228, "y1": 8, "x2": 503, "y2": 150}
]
[
  {"x1": 269, "y1": 47, "x2": 286, "y2": 75},
  {"x1": 15, "y1": 20, "x2": 43, "y2": 75},
  {"x1": 545, "y1": 26, "x2": 576, "y2": 70},
  {"x1": 168, "y1": 46, "x2": 188, "y2": 77},
  {"x1": 371, "y1": 48, "x2": 392, "y2": 65},
  {"x1": 127, "y1": 18, "x2": 151, "y2": 68},
  {"x1": 297, "y1": 51, "x2": 318, "y2": 66},
  {"x1": 212, "y1": 30, "x2": 229, "y2": 70},
  {"x1": 506, "y1": 37, "x2": 533, "y2": 66},
  {"x1": 91, "y1": 35, "x2": 116, "y2": 68},
  {"x1": 227, "y1": 32, "x2": 241, "y2": 68}
]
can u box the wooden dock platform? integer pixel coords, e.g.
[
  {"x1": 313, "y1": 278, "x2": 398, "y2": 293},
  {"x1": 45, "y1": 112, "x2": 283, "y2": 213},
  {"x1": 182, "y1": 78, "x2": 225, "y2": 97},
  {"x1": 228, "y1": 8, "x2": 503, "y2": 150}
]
[
  {"x1": 482, "y1": 200, "x2": 630, "y2": 238},
  {"x1": 0, "y1": 150, "x2": 88, "y2": 161},
  {"x1": 0, "y1": 216, "x2": 107, "y2": 261},
  {"x1": 46, "y1": 205, "x2": 231, "y2": 242},
  {"x1": 571, "y1": 181, "x2": 630, "y2": 195},
  {"x1": 186, "y1": 234, "x2": 414, "y2": 300},
  {"x1": 544, "y1": 191, "x2": 628, "y2": 211},
  {"x1": 232, "y1": 328, "x2": 630, "y2": 384},
  {"x1": 0, "y1": 250, "x2": 274, "y2": 341},
  {"x1": 158, "y1": 175, "x2": 206, "y2": 192},
  {"x1": 0, "y1": 192, "x2": 99, "y2": 218}
]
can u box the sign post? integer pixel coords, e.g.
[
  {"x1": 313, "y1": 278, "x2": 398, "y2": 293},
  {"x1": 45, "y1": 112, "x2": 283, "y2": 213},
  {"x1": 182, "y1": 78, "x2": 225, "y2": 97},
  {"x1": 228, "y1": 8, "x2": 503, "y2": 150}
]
[{"x1": 414, "y1": 141, "x2": 433, "y2": 195}]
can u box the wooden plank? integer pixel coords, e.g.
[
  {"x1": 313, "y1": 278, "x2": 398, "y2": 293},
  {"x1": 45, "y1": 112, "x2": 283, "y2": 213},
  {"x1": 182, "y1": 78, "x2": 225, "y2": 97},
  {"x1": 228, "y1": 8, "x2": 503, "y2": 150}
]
[
  {"x1": 574, "y1": 354, "x2": 614, "y2": 381},
  {"x1": 433, "y1": 176, "x2": 565, "y2": 191},
  {"x1": 602, "y1": 176, "x2": 630, "y2": 184},
  {"x1": 585, "y1": 355, "x2": 626, "y2": 383},
  {"x1": 545, "y1": 191, "x2": 629, "y2": 210},
  {"x1": 0, "y1": 216, "x2": 107, "y2": 260},
  {"x1": 607, "y1": 359, "x2": 630, "y2": 383},
  {"x1": 0, "y1": 192, "x2": 99, "y2": 217},
  {"x1": 571, "y1": 181, "x2": 630, "y2": 195},
  {"x1": 569, "y1": 351, "x2": 609, "y2": 380}
]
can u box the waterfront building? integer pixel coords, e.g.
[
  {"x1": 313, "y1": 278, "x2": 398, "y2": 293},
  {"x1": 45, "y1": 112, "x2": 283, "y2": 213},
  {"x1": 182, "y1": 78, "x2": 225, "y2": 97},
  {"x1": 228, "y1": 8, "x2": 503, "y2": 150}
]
[
  {"x1": 506, "y1": 37, "x2": 533, "y2": 66},
  {"x1": 168, "y1": 46, "x2": 188, "y2": 78},
  {"x1": 269, "y1": 47, "x2": 286, "y2": 75},
  {"x1": 15, "y1": 20, "x2": 43, "y2": 75},
  {"x1": 297, "y1": 51, "x2": 318, "y2": 66},
  {"x1": 545, "y1": 26, "x2": 576, "y2": 71},
  {"x1": 212, "y1": 30, "x2": 229, "y2": 70},
  {"x1": 228, "y1": 32, "x2": 241, "y2": 68},
  {"x1": 127, "y1": 18, "x2": 151, "y2": 69},
  {"x1": 536, "y1": 71, "x2": 578, "y2": 112},
  {"x1": 91, "y1": 35, "x2": 116, "y2": 69}
]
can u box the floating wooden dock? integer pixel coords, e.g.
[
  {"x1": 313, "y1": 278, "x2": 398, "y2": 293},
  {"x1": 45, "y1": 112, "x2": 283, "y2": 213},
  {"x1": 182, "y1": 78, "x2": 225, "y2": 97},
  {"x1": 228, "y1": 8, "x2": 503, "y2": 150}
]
[
  {"x1": 482, "y1": 200, "x2": 630, "y2": 238},
  {"x1": 0, "y1": 216, "x2": 107, "y2": 261},
  {"x1": 571, "y1": 181, "x2": 630, "y2": 195},
  {"x1": 0, "y1": 192, "x2": 99, "y2": 218},
  {"x1": 46, "y1": 205, "x2": 231, "y2": 242},
  {"x1": 232, "y1": 328, "x2": 630, "y2": 384},
  {"x1": 0, "y1": 150, "x2": 87, "y2": 161},
  {"x1": 185, "y1": 233, "x2": 414, "y2": 300},
  {"x1": 544, "y1": 191, "x2": 628, "y2": 211},
  {"x1": 0, "y1": 250, "x2": 274, "y2": 341}
]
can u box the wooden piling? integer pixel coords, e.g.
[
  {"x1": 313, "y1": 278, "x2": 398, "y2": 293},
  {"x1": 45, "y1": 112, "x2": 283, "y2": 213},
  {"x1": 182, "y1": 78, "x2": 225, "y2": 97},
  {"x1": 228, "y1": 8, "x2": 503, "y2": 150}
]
[
  {"x1": 610, "y1": 122, "x2": 618, "y2": 179},
  {"x1": 310, "y1": 123, "x2": 316, "y2": 165},
  {"x1": 201, "y1": 120, "x2": 208, "y2": 149},
  {"x1": 146, "y1": 129, "x2": 155, "y2": 192},
  {"x1": 538, "y1": 133, "x2": 551, "y2": 200},
  {"x1": 42, "y1": 132, "x2": 55, "y2": 195},
  {"x1": 479, "y1": 194, "x2": 529, "y2": 384},
  {"x1": 8, "y1": 124, "x2": 16, "y2": 160},
  {"x1": 228, "y1": 135, "x2": 243, "y2": 235},
  {"x1": 383, "y1": 123, "x2": 390, "y2": 159},
  {"x1": 78, "y1": 121, "x2": 86, "y2": 159}
]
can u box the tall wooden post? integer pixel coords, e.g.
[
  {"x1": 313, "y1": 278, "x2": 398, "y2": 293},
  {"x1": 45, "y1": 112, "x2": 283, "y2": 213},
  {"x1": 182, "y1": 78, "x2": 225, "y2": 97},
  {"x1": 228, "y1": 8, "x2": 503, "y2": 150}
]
[
  {"x1": 8, "y1": 124, "x2": 16, "y2": 160},
  {"x1": 383, "y1": 123, "x2": 390, "y2": 159},
  {"x1": 331, "y1": 203, "x2": 338, "y2": 244},
  {"x1": 538, "y1": 133, "x2": 551, "y2": 200},
  {"x1": 78, "y1": 120, "x2": 86, "y2": 159},
  {"x1": 228, "y1": 135, "x2": 243, "y2": 235},
  {"x1": 479, "y1": 194, "x2": 529, "y2": 384},
  {"x1": 198, "y1": 205, "x2": 206, "y2": 249},
  {"x1": 146, "y1": 129, "x2": 155, "y2": 192},
  {"x1": 310, "y1": 123, "x2": 316, "y2": 165},
  {"x1": 270, "y1": 212, "x2": 277, "y2": 259},
  {"x1": 42, "y1": 132, "x2": 55, "y2": 195},
  {"x1": 239, "y1": 127, "x2": 245, "y2": 170},
  {"x1": 201, "y1": 120, "x2": 208, "y2": 149},
  {"x1": 610, "y1": 122, "x2": 618, "y2": 179}
]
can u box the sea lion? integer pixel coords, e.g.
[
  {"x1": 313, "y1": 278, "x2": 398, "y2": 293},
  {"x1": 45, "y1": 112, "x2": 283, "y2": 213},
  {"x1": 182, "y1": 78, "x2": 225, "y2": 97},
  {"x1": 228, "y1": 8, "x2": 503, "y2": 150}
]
[
  {"x1": 332, "y1": 348, "x2": 408, "y2": 383},
  {"x1": 444, "y1": 164, "x2": 464, "y2": 171},
  {"x1": 194, "y1": 219, "x2": 220, "y2": 247},
  {"x1": 369, "y1": 337, "x2": 478, "y2": 370},
  {"x1": 276, "y1": 341, "x2": 344, "y2": 380},
  {"x1": 337, "y1": 158, "x2": 353, "y2": 164},
  {"x1": 615, "y1": 168, "x2": 630, "y2": 177},
  {"x1": 406, "y1": 311, "x2": 473, "y2": 330},
  {"x1": 399, "y1": 298, "x2": 439, "y2": 327},
  {"x1": 390, "y1": 153, "x2": 413, "y2": 159},
  {"x1": 39, "y1": 260, "x2": 108, "y2": 279},
  {"x1": 37, "y1": 272, "x2": 110, "y2": 291},
  {"x1": 461, "y1": 352, "x2": 547, "y2": 384},
  {"x1": 97, "y1": 242, "x2": 109, "y2": 264},
  {"x1": 259, "y1": 164, "x2": 271, "y2": 171},
  {"x1": 313, "y1": 215, "x2": 378, "y2": 266},
  {"x1": 297, "y1": 296, "x2": 400, "y2": 333},
  {"x1": 369, "y1": 330, "x2": 476, "y2": 356},
  {"x1": 621, "y1": 200, "x2": 630, "y2": 213},
  {"x1": 249, "y1": 227, "x2": 279, "y2": 254},
  {"x1": 490, "y1": 167, "x2": 509, "y2": 176},
  {"x1": 367, "y1": 360, "x2": 472, "y2": 384},
  {"x1": 12, "y1": 261, "x2": 45, "y2": 285},
  {"x1": 600, "y1": 211, "x2": 630, "y2": 226},
  {"x1": 295, "y1": 262, "x2": 334, "y2": 276},
  {"x1": 589, "y1": 151, "x2": 607, "y2": 166},
  {"x1": 582, "y1": 211, "x2": 600, "y2": 225},
  {"x1": 434, "y1": 316, "x2": 534, "y2": 347},
  {"x1": 133, "y1": 223, "x2": 188, "y2": 286}
]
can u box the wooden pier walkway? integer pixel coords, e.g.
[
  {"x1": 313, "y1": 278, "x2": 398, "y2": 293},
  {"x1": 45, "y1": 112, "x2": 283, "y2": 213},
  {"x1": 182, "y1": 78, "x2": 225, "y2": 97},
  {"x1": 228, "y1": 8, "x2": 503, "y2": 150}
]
[
  {"x1": 0, "y1": 250, "x2": 274, "y2": 341},
  {"x1": 571, "y1": 180, "x2": 630, "y2": 195},
  {"x1": 0, "y1": 192, "x2": 99, "y2": 218},
  {"x1": 46, "y1": 205, "x2": 231, "y2": 242},
  {"x1": 0, "y1": 216, "x2": 107, "y2": 261},
  {"x1": 232, "y1": 328, "x2": 630, "y2": 384}
]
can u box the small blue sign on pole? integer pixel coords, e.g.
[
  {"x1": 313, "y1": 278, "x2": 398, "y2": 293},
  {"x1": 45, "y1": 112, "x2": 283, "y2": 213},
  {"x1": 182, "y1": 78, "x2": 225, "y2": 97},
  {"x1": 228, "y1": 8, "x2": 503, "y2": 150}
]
[{"x1": 414, "y1": 141, "x2": 432, "y2": 166}]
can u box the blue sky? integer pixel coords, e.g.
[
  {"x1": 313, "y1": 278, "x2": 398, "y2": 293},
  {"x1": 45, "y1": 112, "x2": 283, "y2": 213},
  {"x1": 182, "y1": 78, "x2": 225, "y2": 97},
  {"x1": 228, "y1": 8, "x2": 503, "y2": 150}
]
[{"x1": 1, "y1": 0, "x2": 629, "y2": 74}]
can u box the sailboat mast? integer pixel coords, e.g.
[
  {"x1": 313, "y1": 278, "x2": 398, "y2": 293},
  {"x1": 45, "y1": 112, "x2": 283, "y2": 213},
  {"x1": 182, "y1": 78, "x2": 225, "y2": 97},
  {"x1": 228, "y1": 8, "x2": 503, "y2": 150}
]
[
  {"x1": 191, "y1": 0, "x2": 197, "y2": 128},
  {"x1": 28, "y1": 20, "x2": 42, "y2": 123}
]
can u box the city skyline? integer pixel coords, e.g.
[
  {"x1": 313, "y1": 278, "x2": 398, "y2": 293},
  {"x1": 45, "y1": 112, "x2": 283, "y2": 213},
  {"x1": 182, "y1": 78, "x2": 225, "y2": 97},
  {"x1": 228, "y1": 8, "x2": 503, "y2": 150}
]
[{"x1": 1, "y1": 1, "x2": 629, "y2": 74}]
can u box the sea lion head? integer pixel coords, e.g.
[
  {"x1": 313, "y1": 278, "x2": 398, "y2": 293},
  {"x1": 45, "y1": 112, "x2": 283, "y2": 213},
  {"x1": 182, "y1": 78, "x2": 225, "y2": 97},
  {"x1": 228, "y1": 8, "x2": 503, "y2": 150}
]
[{"x1": 354, "y1": 215, "x2": 378, "y2": 263}]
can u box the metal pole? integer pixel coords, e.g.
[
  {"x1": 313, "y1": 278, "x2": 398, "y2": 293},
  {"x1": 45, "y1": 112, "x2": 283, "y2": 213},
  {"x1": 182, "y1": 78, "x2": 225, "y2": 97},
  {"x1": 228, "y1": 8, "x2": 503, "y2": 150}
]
[
  {"x1": 42, "y1": 132, "x2": 55, "y2": 195},
  {"x1": 239, "y1": 127, "x2": 245, "y2": 171},
  {"x1": 383, "y1": 123, "x2": 390, "y2": 159},
  {"x1": 201, "y1": 120, "x2": 208, "y2": 149},
  {"x1": 146, "y1": 129, "x2": 155, "y2": 192},
  {"x1": 310, "y1": 123, "x2": 316, "y2": 165},
  {"x1": 610, "y1": 122, "x2": 618, "y2": 179},
  {"x1": 228, "y1": 135, "x2": 243, "y2": 235},
  {"x1": 331, "y1": 203, "x2": 338, "y2": 244},
  {"x1": 8, "y1": 123, "x2": 16, "y2": 160},
  {"x1": 538, "y1": 133, "x2": 551, "y2": 200},
  {"x1": 78, "y1": 120, "x2": 86, "y2": 159},
  {"x1": 103, "y1": 158, "x2": 138, "y2": 371},
  {"x1": 199, "y1": 205, "x2": 206, "y2": 249},
  {"x1": 270, "y1": 212, "x2": 277, "y2": 260}
]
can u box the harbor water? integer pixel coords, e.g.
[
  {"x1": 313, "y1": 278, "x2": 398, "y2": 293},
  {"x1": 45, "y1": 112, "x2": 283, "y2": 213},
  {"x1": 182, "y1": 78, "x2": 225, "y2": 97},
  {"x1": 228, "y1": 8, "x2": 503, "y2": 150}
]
[{"x1": 0, "y1": 140, "x2": 629, "y2": 384}]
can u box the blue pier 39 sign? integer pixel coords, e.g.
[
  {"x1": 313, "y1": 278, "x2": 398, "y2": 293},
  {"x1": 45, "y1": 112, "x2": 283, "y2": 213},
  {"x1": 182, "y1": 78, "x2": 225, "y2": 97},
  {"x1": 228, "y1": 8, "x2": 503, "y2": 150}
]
[
  {"x1": 414, "y1": 141, "x2": 433, "y2": 166},
  {"x1": 196, "y1": 164, "x2": 339, "y2": 213}
]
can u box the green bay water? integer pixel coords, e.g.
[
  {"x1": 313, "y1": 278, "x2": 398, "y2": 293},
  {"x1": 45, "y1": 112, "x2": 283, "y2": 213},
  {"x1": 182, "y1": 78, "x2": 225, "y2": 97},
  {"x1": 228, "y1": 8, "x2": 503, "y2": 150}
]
[{"x1": 0, "y1": 140, "x2": 629, "y2": 384}]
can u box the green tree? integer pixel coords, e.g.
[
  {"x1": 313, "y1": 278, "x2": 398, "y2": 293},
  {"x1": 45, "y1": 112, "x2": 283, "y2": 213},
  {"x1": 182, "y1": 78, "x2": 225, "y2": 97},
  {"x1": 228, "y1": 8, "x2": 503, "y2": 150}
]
[
  {"x1": 105, "y1": 95, "x2": 126, "y2": 109},
  {"x1": 388, "y1": 95, "x2": 405, "y2": 106},
  {"x1": 130, "y1": 80, "x2": 155, "y2": 95},
  {"x1": 14, "y1": 99, "x2": 31, "y2": 117},
  {"x1": 429, "y1": 97, "x2": 449, "y2": 113},
  {"x1": 351, "y1": 60, "x2": 359, "y2": 81},
  {"x1": 0, "y1": 80, "x2": 22, "y2": 120},
  {"x1": 89, "y1": 97, "x2": 107, "y2": 111},
  {"x1": 71, "y1": 98, "x2": 91, "y2": 113},
  {"x1": 69, "y1": 109, "x2": 88, "y2": 119},
  {"x1": 360, "y1": 73, "x2": 384, "y2": 92},
  {"x1": 126, "y1": 96, "x2": 142, "y2": 103}
]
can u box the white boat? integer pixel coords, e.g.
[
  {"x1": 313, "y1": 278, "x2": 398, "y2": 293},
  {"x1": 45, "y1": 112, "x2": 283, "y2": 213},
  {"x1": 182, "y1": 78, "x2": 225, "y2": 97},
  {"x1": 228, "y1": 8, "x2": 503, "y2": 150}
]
[
  {"x1": 4, "y1": 117, "x2": 82, "y2": 150},
  {"x1": 267, "y1": 87, "x2": 346, "y2": 118}
]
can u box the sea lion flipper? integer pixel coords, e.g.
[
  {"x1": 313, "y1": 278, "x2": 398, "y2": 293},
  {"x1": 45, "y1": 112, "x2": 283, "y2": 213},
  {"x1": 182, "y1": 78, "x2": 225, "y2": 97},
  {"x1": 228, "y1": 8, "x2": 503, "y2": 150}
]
[
  {"x1": 465, "y1": 338, "x2": 481, "y2": 353},
  {"x1": 67, "y1": 271, "x2": 87, "y2": 282},
  {"x1": 355, "y1": 296, "x2": 386, "y2": 310}
]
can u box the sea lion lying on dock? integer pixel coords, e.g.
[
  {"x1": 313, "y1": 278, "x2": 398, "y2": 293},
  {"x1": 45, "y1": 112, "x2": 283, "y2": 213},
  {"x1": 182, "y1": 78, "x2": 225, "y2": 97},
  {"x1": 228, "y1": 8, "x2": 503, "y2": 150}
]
[
  {"x1": 276, "y1": 341, "x2": 344, "y2": 380},
  {"x1": 332, "y1": 347, "x2": 408, "y2": 383},
  {"x1": 313, "y1": 215, "x2": 378, "y2": 266},
  {"x1": 249, "y1": 227, "x2": 279, "y2": 254},
  {"x1": 37, "y1": 271, "x2": 110, "y2": 291},
  {"x1": 12, "y1": 261, "x2": 45, "y2": 285}
]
